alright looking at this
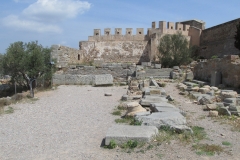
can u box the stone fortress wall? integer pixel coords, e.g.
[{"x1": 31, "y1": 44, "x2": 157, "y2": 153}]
[
  {"x1": 51, "y1": 18, "x2": 240, "y2": 72},
  {"x1": 199, "y1": 18, "x2": 240, "y2": 59}
]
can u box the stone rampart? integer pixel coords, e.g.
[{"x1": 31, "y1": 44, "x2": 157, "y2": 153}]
[
  {"x1": 193, "y1": 55, "x2": 240, "y2": 88},
  {"x1": 199, "y1": 18, "x2": 240, "y2": 58}
]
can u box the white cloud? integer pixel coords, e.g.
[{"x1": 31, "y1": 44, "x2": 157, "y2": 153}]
[
  {"x1": 2, "y1": 15, "x2": 62, "y2": 33},
  {"x1": 23, "y1": 0, "x2": 91, "y2": 23},
  {"x1": 3, "y1": 0, "x2": 91, "y2": 33}
]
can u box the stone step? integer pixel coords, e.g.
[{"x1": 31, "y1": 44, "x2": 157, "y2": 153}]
[{"x1": 105, "y1": 125, "x2": 158, "y2": 145}]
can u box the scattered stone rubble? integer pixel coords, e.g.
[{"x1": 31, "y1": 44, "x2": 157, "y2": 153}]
[
  {"x1": 177, "y1": 80, "x2": 240, "y2": 117},
  {"x1": 105, "y1": 77, "x2": 192, "y2": 145}
]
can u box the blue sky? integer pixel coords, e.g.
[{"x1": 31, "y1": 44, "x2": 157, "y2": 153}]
[{"x1": 0, "y1": 0, "x2": 240, "y2": 53}]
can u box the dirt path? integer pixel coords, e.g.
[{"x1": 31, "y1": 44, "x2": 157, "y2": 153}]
[{"x1": 0, "y1": 84, "x2": 240, "y2": 160}]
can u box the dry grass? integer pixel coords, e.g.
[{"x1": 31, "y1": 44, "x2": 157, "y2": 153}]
[
  {"x1": 214, "y1": 115, "x2": 240, "y2": 132},
  {"x1": 192, "y1": 143, "x2": 223, "y2": 156}
]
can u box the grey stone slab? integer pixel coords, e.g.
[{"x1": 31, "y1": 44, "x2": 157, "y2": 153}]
[
  {"x1": 134, "y1": 111, "x2": 151, "y2": 116},
  {"x1": 93, "y1": 74, "x2": 113, "y2": 86},
  {"x1": 105, "y1": 125, "x2": 158, "y2": 145},
  {"x1": 191, "y1": 80, "x2": 209, "y2": 87},
  {"x1": 183, "y1": 82, "x2": 198, "y2": 87},
  {"x1": 150, "y1": 79, "x2": 159, "y2": 87},
  {"x1": 186, "y1": 72, "x2": 194, "y2": 81},
  {"x1": 154, "y1": 64, "x2": 161, "y2": 69},
  {"x1": 140, "y1": 96, "x2": 168, "y2": 106},
  {"x1": 151, "y1": 102, "x2": 176, "y2": 108},
  {"x1": 53, "y1": 74, "x2": 66, "y2": 85},
  {"x1": 211, "y1": 71, "x2": 221, "y2": 87},
  {"x1": 224, "y1": 98, "x2": 236, "y2": 105},
  {"x1": 135, "y1": 112, "x2": 186, "y2": 129}
]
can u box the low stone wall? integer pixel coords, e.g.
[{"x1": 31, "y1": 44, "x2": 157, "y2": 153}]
[
  {"x1": 193, "y1": 55, "x2": 240, "y2": 88},
  {"x1": 53, "y1": 74, "x2": 113, "y2": 86}
]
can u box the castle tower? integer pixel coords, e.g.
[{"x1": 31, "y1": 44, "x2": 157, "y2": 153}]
[
  {"x1": 115, "y1": 28, "x2": 122, "y2": 35},
  {"x1": 136, "y1": 28, "x2": 144, "y2": 35},
  {"x1": 159, "y1": 21, "x2": 166, "y2": 33},
  {"x1": 126, "y1": 28, "x2": 133, "y2": 35},
  {"x1": 176, "y1": 23, "x2": 183, "y2": 31},
  {"x1": 94, "y1": 29, "x2": 101, "y2": 36},
  {"x1": 152, "y1": 22, "x2": 156, "y2": 29},
  {"x1": 167, "y1": 22, "x2": 175, "y2": 29},
  {"x1": 104, "y1": 28, "x2": 111, "y2": 35}
]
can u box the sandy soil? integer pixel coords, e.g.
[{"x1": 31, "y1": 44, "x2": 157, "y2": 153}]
[{"x1": 0, "y1": 83, "x2": 240, "y2": 160}]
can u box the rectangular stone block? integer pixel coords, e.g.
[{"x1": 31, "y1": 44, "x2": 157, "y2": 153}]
[
  {"x1": 93, "y1": 74, "x2": 113, "y2": 86},
  {"x1": 52, "y1": 74, "x2": 65, "y2": 85},
  {"x1": 154, "y1": 64, "x2": 161, "y2": 69},
  {"x1": 141, "y1": 62, "x2": 151, "y2": 67},
  {"x1": 105, "y1": 125, "x2": 158, "y2": 145},
  {"x1": 211, "y1": 71, "x2": 221, "y2": 87}
]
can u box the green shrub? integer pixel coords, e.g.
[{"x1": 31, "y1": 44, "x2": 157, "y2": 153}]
[
  {"x1": 222, "y1": 141, "x2": 231, "y2": 146},
  {"x1": 105, "y1": 140, "x2": 117, "y2": 149},
  {"x1": 211, "y1": 55, "x2": 218, "y2": 59}
]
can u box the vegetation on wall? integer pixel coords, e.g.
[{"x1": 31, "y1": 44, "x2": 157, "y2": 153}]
[
  {"x1": 0, "y1": 54, "x2": 3, "y2": 76},
  {"x1": 158, "y1": 32, "x2": 192, "y2": 67},
  {"x1": 234, "y1": 21, "x2": 240, "y2": 50},
  {"x1": 2, "y1": 41, "x2": 55, "y2": 89}
]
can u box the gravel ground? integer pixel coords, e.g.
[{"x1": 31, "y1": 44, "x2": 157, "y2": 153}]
[{"x1": 0, "y1": 84, "x2": 240, "y2": 160}]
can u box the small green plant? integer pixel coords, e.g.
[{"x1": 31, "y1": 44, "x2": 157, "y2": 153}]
[
  {"x1": 112, "y1": 110, "x2": 121, "y2": 116},
  {"x1": 211, "y1": 55, "x2": 218, "y2": 59},
  {"x1": 104, "y1": 140, "x2": 117, "y2": 149},
  {"x1": 192, "y1": 126, "x2": 207, "y2": 142},
  {"x1": 117, "y1": 105, "x2": 126, "y2": 110},
  {"x1": 115, "y1": 116, "x2": 135, "y2": 124},
  {"x1": 222, "y1": 141, "x2": 231, "y2": 146},
  {"x1": 121, "y1": 140, "x2": 138, "y2": 149},
  {"x1": 154, "y1": 125, "x2": 207, "y2": 144},
  {"x1": 4, "y1": 106, "x2": 14, "y2": 114},
  {"x1": 130, "y1": 119, "x2": 142, "y2": 126},
  {"x1": 192, "y1": 143, "x2": 223, "y2": 156}
]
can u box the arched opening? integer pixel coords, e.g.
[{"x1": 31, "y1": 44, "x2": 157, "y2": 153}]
[{"x1": 78, "y1": 54, "x2": 80, "y2": 60}]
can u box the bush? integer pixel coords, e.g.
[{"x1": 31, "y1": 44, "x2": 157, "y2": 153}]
[
  {"x1": 105, "y1": 140, "x2": 117, "y2": 149},
  {"x1": 158, "y1": 32, "x2": 192, "y2": 67}
]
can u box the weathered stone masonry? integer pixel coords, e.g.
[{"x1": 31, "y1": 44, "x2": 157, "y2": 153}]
[{"x1": 200, "y1": 18, "x2": 240, "y2": 59}]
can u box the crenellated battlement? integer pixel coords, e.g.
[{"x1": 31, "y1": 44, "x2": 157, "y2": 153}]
[
  {"x1": 149, "y1": 21, "x2": 190, "y2": 36},
  {"x1": 88, "y1": 28, "x2": 146, "y2": 41}
]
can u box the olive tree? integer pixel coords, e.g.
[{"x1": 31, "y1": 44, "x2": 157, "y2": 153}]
[
  {"x1": 2, "y1": 41, "x2": 55, "y2": 97},
  {"x1": 158, "y1": 32, "x2": 192, "y2": 67}
]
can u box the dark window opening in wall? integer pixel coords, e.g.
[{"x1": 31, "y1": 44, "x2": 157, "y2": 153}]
[
  {"x1": 139, "y1": 32, "x2": 142, "y2": 34},
  {"x1": 106, "y1": 32, "x2": 109, "y2": 35},
  {"x1": 128, "y1": 32, "x2": 131, "y2": 34},
  {"x1": 95, "y1": 33, "x2": 99, "y2": 35},
  {"x1": 171, "y1": 26, "x2": 173, "y2": 29},
  {"x1": 78, "y1": 54, "x2": 80, "y2": 60},
  {"x1": 179, "y1": 28, "x2": 181, "y2": 30},
  {"x1": 117, "y1": 32, "x2": 120, "y2": 34}
]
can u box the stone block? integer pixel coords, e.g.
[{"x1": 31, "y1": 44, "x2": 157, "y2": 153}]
[
  {"x1": 52, "y1": 74, "x2": 65, "y2": 85},
  {"x1": 140, "y1": 96, "x2": 168, "y2": 106},
  {"x1": 135, "y1": 112, "x2": 187, "y2": 129},
  {"x1": 154, "y1": 64, "x2": 161, "y2": 69},
  {"x1": 150, "y1": 103, "x2": 180, "y2": 112},
  {"x1": 84, "y1": 66, "x2": 95, "y2": 70},
  {"x1": 141, "y1": 62, "x2": 151, "y2": 67},
  {"x1": 186, "y1": 71, "x2": 194, "y2": 81},
  {"x1": 211, "y1": 71, "x2": 221, "y2": 87},
  {"x1": 223, "y1": 98, "x2": 236, "y2": 106},
  {"x1": 93, "y1": 74, "x2": 113, "y2": 86},
  {"x1": 136, "y1": 71, "x2": 146, "y2": 80},
  {"x1": 105, "y1": 125, "x2": 158, "y2": 145},
  {"x1": 218, "y1": 107, "x2": 231, "y2": 116},
  {"x1": 150, "y1": 79, "x2": 159, "y2": 87},
  {"x1": 209, "y1": 111, "x2": 218, "y2": 117}
]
